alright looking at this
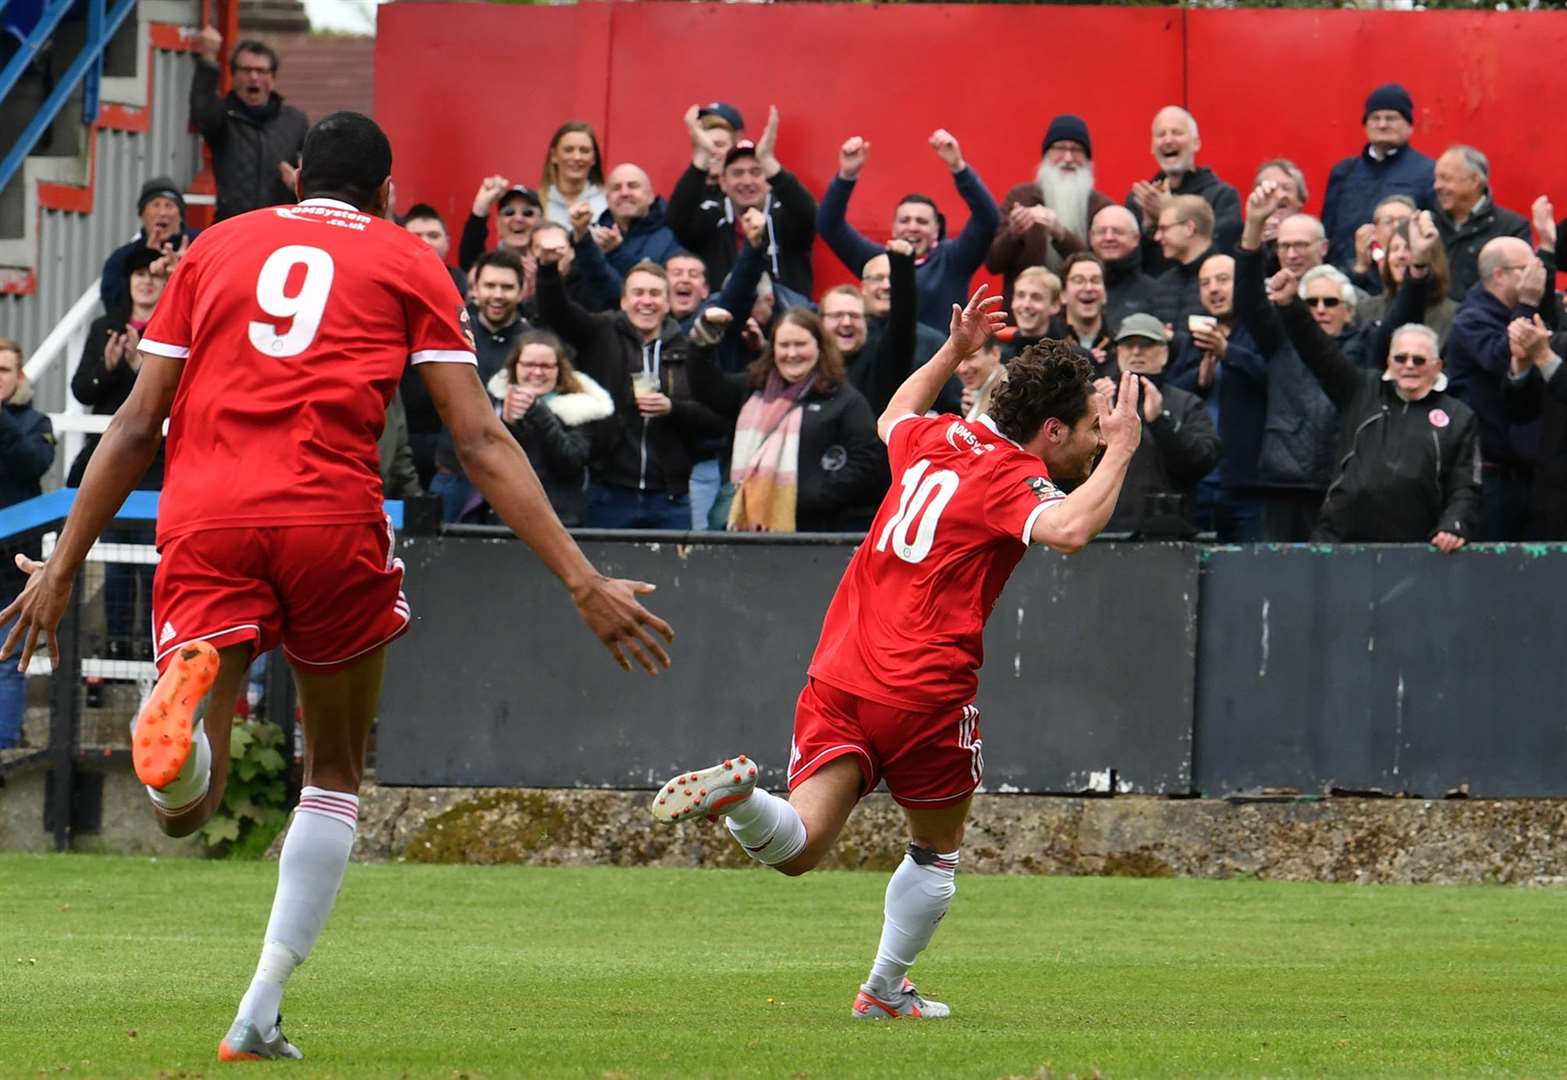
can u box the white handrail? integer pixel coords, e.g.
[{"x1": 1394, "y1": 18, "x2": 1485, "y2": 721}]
[{"x1": 24, "y1": 276, "x2": 103, "y2": 384}]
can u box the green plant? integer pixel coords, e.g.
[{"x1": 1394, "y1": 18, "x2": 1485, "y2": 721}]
[{"x1": 198, "y1": 718, "x2": 289, "y2": 856}]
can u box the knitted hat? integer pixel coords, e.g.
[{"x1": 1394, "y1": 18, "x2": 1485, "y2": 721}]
[
  {"x1": 124, "y1": 245, "x2": 163, "y2": 275},
  {"x1": 137, "y1": 177, "x2": 184, "y2": 216},
  {"x1": 1041, "y1": 114, "x2": 1092, "y2": 158},
  {"x1": 1363, "y1": 84, "x2": 1413, "y2": 125}
]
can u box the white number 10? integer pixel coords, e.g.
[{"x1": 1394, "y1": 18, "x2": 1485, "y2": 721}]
[
  {"x1": 249, "y1": 245, "x2": 335, "y2": 358},
  {"x1": 875, "y1": 458, "x2": 959, "y2": 564}
]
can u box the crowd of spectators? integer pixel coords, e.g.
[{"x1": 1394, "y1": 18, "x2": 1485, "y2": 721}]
[{"x1": 79, "y1": 48, "x2": 1567, "y2": 549}]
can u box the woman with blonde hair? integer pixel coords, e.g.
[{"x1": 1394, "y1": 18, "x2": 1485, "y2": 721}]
[
  {"x1": 539, "y1": 121, "x2": 606, "y2": 228},
  {"x1": 687, "y1": 307, "x2": 884, "y2": 531}
]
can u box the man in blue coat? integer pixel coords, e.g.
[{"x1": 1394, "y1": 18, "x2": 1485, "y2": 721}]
[
  {"x1": 818, "y1": 129, "x2": 1000, "y2": 332},
  {"x1": 1321, "y1": 84, "x2": 1434, "y2": 273}
]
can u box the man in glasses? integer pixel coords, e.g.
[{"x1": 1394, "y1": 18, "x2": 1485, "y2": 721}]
[
  {"x1": 1268, "y1": 266, "x2": 1478, "y2": 549},
  {"x1": 459, "y1": 177, "x2": 542, "y2": 272},
  {"x1": 1321, "y1": 84, "x2": 1436, "y2": 273},
  {"x1": 190, "y1": 27, "x2": 308, "y2": 221},
  {"x1": 1296, "y1": 266, "x2": 1370, "y2": 369},
  {"x1": 1236, "y1": 182, "x2": 1340, "y2": 540},
  {"x1": 1432, "y1": 145, "x2": 1530, "y2": 300},
  {"x1": 1445, "y1": 235, "x2": 1550, "y2": 540}
]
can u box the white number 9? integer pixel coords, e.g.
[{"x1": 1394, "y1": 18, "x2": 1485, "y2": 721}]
[{"x1": 249, "y1": 245, "x2": 335, "y2": 358}]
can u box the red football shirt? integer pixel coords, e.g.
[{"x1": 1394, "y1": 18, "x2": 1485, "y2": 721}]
[
  {"x1": 808, "y1": 413, "x2": 1067, "y2": 710},
  {"x1": 140, "y1": 197, "x2": 476, "y2": 545}
]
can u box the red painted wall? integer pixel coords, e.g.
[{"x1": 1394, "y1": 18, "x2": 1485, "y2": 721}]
[{"x1": 375, "y1": 3, "x2": 1567, "y2": 291}]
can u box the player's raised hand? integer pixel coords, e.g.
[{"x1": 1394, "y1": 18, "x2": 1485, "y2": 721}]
[
  {"x1": 570, "y1": 576, "x2": 674, "y2": 675},
  {"x1": 1099, "y1": 370, "x2": 1143, "y2": 458},
  {"x1": 946, "y1": 284, "x2": 1006, "y2": 356},
  {"x1": 0, "y1": 555, "x2": 71, "y2": 673}
]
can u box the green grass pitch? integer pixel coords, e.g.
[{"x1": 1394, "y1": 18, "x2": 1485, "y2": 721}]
[{"x1": 1, "y1": 853, "x2": 1563, "y2": 1078}]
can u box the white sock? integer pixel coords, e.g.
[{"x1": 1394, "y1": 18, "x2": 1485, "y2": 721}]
[
  {"x1": 866, "y1": 846, "x2": 958, "y2": 995},
  {"x1": 145, "y1": 719, "x2": 211, "y2": 811},
  {"x1": 236, "y1": 787, "x2": 359, "y2": 1035},
  {"x1": 722, "y1": 788, "x2": 806, "y2": 866}
]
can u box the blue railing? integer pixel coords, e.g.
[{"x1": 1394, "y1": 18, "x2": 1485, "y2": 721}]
[
  {"x1": 0, "y1": 491, "x2": 408, "y2": 541},
  {"x1": 0, "y1": 0, "x2": 139, "y2": 197}
]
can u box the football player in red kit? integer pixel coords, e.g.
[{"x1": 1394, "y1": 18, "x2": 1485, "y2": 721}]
[
  {"x1": 652, "y1": 288, "x2": 1142, "y2": 1019},
  {"x1": 0, "y1": 113, "x2": 673, "y2": 1060}
]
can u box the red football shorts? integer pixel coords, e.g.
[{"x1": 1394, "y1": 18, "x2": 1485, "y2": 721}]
[
  {"x1": 151, "y1": 517, "x2": 410, "y2": 676},
  {"x1": 787, "y1": 677, "x2": 983, "y2": 809}
]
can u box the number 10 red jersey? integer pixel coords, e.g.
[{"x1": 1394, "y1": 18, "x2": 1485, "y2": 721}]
[
  {"x1": 139, "y1": 198, "x2": 476, "y2": 545},
  {"x1": 807, "y1": 413, "x2": 1066, "y2": 711}
]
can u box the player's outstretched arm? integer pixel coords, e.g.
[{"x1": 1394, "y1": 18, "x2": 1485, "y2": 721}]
[
  {"x1": 1030, "y1": 371, "x2": 1142, "y2": 555},
  {"x1": 877, "y1": 285, "x2": 1006, "y2": 442},
  {"x1": 0, "y1": 352, "x2": 182, "y2": 669},
  {"x1": 418, "y1": 360, "x2": 674, "y2": 675}
]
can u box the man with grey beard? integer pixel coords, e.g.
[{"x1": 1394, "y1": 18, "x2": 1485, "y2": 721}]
[
  {"x1": 1125, "y1": 106, "x2": 1241, "y2": 275},
  {"x1": 986, "y1": 114, "x2": 1113, "y2": 312}
]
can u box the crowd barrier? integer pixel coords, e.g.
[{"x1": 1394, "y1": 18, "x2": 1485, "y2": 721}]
[{"x1": 379, "y1": 529, "x2": 1567, "y2": 799}]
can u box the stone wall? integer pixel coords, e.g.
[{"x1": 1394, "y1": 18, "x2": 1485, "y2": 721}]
[
  {"x1": 6, "y1": 767, "x2": 1564, "y2": 885},
  {"x1": 347, "y1": 784, "x2": 1567, "y2": 886}
]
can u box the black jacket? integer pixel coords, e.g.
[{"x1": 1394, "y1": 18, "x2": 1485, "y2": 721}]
[
  {"x1": 1155, "y1": 244, "x2": 1217, "y2": 328},
  {"x1": 667, "y1": 165, "x2": 817, "y2": 298},
  {"x1": 1103, "y1": 250, "x2": 1174, "y2": 335},
  {"x1": 1127, "y1": 166, "x2": 1243, "y2": 275},
  {"x1": 1105, "y1": 377, "x2": 1222, "y2": 535},
  {"x1": 1234, "y1": 247, "x2": 1341, "y2": 491},
  {"x1": 1279, "y1": 300, "x2": 1480, "y2": 541},
  {"x1": 68, "y1": 313, "x2": 164, "y2": 489},
  {"x1": 486, "y1": 368, "x2": 616, "y2": 527},
  {"x1": 189, "y1": 60, "x2": 307, "y2": 222},
  {"x1": 537, "y1": 265, "x2": 727, "y2": 496},
  {"x1": 684, "y1": 343, "x2": 885, "y2": 532},
  {"x1": 1434, "y1": 197, "x2": 1531, "y2": 300}
]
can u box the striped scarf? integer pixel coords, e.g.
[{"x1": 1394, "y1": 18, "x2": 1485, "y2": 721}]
[{"x1": 728, "y1": 371, "x2": 813, "y2": 532}]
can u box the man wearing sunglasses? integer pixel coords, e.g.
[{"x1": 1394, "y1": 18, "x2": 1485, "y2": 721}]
[
  {"x1": 459, "y1": 176, "x2": 543, "y2": 272},
  {"x1": 1268, "y1": 266, "x2": 1478, "y2": 550},
  {"x1": 1297, "y1": 266, "x2": 1371, "y2": 368}
]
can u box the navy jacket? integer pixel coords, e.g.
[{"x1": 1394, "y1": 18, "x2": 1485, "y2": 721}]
[
  {"x1": 1322, "y1": 144, "x2": 1435, "y2": 271},
  {"x1": 666, "y1": 166, "x2": 818, "y2": 299},
  {"x1": 1168, "y1": 322, "x2": 1268, "y2": 492},
  {"x1": 0, "y1": 399, "x2": 54, "y2": 508},
  {"x1": 1444, "y1": 283, "x2": 1539, "y2": 467},
  {"x1": 818, "y1": 167, "x2": 1000, "y2": 332},
  {"x1": 600, "y1": 196, "x2": 682, "y2": 276}
]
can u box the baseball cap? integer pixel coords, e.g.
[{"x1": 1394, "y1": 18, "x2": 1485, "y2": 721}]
[
  {"x1": 697, "y1": 101, "x2": 745, "y2": 132},
  {"x1": 723, "y1": 140, "x2": 759, "y2": 169},
  {"x1": 1113, "y1": 313, "x2": 1168, "y2": 344},
  {"x1": 500, "y1": 184, "x2": 542, "y2": 208}
]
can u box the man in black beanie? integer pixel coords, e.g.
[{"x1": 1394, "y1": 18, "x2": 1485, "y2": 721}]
[
  {"x1": 986, "y1": 113, "x2": 1114, "y2": 314},
  {"x1": 100, "y1": 177, "x2": 201, "y2": 312},
  {"x1": 1321, "y1": 83, "x2": 1435, "y2": 273}
]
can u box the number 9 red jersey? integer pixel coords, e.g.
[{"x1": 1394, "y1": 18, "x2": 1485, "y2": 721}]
[
  {"x1": 807, "y1": 412, "x2": 1066, "y2": 711},
  {"x1": 139, "y1": 198, "x2": 476, "y2": 546}
]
